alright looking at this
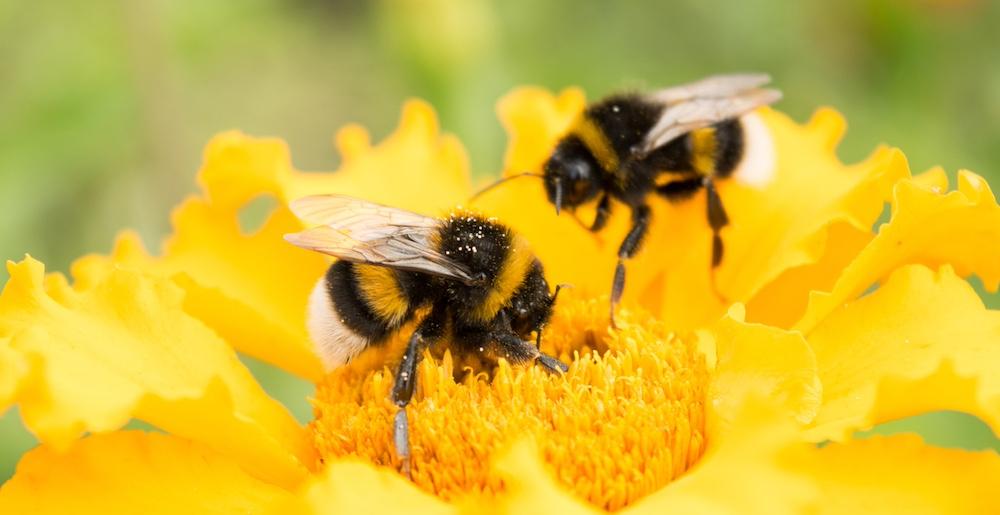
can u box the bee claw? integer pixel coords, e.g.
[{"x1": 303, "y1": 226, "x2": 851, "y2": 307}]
[
  {"x1": 393, "y1": 409, "x2": 413, "y2": 479},
  {"x1": 536, "y1": 353, "x2": 569, "y2": 374},
  {"x1": 609, "y1": 259, "x2": 625, "y2": 330}
]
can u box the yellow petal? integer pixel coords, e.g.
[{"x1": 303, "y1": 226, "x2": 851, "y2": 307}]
[
  {"x1": 80, "y1": 101, "x2": 474, "y2": 382},
  {"x1": 474, "y1": 440, "x2": 597, "y2": 515},
  {"x1": 717, "y1": 121, "x2": 907, "y2": 304},
  {"x1": 286, "y1": 100, "x2": 472, "y2": 213},
  {"x1": 272, "y1": 460, "x2": 456, "y2": 515},
  {"x1": 40, "y1": 271, "x2": 77, "y2": 306},
  {"x1": 868, "y1": 360, "x2": 987, "y2": 433},
  {"x1": 478, "y1": 89, "x2": 908, "y2": 331},
  {"x1": 0, "y1": 431, "x2": 292, "y2": 515},
  {"x1": 0, "y1": 257, "x2": 312, "y2": 487},
  {"x1": 744, "y1": 220, "x2": 872, "y2": 328},
  {"x1": 796, "y1": 172, "x2": 1000, "y2": 333},
  {"x1": 709, "y1": 305, "x2": 822, "y2": 431},
  {"x1": 273, "y1": 440, "x2": 616, "y2": 515},
  {"x1": 623, "y1": 398, "x2": 817, "y2": 515},
  {"x1": 496, "y1": 86, "x2": 586, "y2": 175},
  {"x1": 913, "y1": 166, "x2": 949, "y2": 190},
  {"x1": 805, "y1": 264, "x2": 1000, "y2": 440},
  {"x1": 790, "y1": 434, "x2": 1000, "y2": 514},
  {"x1": 0, "y1": 338, "x2": 26, "y2": 415},
  {"x1": 159, "y1": 198, "x2": 326, "y2": 381},
  {"x1": 74, "y1": 202, "x2": 327, "y2": 382},
  {"x1": 630, "y1": 401, "x2": 1000, "y2": 515}
]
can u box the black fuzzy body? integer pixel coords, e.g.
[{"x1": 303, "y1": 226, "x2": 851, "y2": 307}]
[
  {"x1": 324, "y1": 261, "x2": 431, "y2": 346},
  {"x1": 546, "y1": 94, "x2": 748, "y2": 210},
  {"x1": 585, "y1": 94, "x2": 662, "y2": 161},
  {"x1": 323, "y1": 212, "x2": 556, "y2": 366}
]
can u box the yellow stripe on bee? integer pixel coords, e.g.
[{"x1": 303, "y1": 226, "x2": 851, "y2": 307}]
[
  {"x1": 471, "y1": 234, "x2": 534, "y2": 324},
  {"x1": 354, "y1": 264, "x2": 410, "y2": 326},
  {"x1": 572, "y1": 115, "x2": 620, "y2": 172},
  {"x1": 690, "y1": 127, "x2": 718, "y2": 176}
]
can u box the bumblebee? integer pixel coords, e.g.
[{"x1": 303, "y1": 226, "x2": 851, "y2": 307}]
[
  {"x1": 284, "y1": 195, "x2": 568, "y2": 475},
  {"x1": 475, "y1": 74, "x2": 781, "y2": 325}
]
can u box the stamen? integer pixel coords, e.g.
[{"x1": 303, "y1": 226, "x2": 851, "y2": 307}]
[{"x1": 309, "y1": 293, "x2": 709, "y2": 511}]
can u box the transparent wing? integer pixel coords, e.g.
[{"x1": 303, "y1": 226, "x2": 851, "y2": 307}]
[
  {"x1": 289, "y1": 194, "x2": 439, "y2": 235},
  {"x1": 284, "y1": 195, "x2": 478, "y2": 284},
  {"x1": 645, "y1": 73, "x2": 772, "y2": 104},
  {"x1": 638, "y1": 87, "x2": 782, "y2": 157}
]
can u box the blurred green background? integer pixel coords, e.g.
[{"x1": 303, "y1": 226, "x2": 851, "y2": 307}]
[{"x1": 2, "y1": 0, "x2": 999, "y2": 481}]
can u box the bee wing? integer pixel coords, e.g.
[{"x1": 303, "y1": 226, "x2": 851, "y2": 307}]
[
  {"x1": 637, "y1": 87, "x2": 782, "y2": 157},
  {"x1": 645, "y1": 73, "x2": 773, "y2": 104},
  {"x1": 288, "y1": 194, "x2": 439, "y2": 234},
  {"x1": 285, "y1": 195, "x2": 479, "y2": 284}
]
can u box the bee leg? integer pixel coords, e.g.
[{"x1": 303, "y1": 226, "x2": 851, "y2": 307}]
[
  {"x1": 491, "y1": 331, "x2": 569, "y2": 373},
  {"x1": 536, "y1": 352, "x2": 570, "y2": 374},
  {"x1": 611, "y1": 204, "x2": 651, "y2": 328},
  {"x1": 655, "y1": 176, "x2": 703, "y2": 201},
  {"x1": 610, "y1": 262, "x2": 625, "y2": 328},
  {"x1": 566, "y1": 194, "x2": 611, "y2": 233},
  {"x1": 703, "y1": 177, "x2": 730, "y2": 300},
  {"x1": 390, "y1": 331, "x2": 425, "y2": 478},
  {"x1": 390, "y1": 311, "x2": 445, "y2": 478},
  {"x1": 591, "y1": 194, "x2": 612, "y2": 232}
]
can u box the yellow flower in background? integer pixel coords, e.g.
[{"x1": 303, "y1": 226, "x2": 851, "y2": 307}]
[{"x1": 2, "y1": 87, "x2": 1000, "y2": 513}]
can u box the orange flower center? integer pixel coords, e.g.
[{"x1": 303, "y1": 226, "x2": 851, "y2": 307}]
[{"x1": 309, "y1": 292, "x2": 710, "y2": 510}]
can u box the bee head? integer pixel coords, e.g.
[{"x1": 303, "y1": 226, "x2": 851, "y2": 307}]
[
  {"x1": 543, "y1": 140, "x2": 602, "y2": 215},
  {"x1": 508, "y1": 263, "x2": 555, "y2": 339}
]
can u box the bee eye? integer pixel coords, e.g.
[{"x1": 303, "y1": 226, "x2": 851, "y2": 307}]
[{"x1": 566, "y1": 160, "x2": 589, "y2": 181}]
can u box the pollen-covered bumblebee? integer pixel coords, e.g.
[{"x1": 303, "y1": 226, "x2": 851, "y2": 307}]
[
  {"x1": 476, "y1": 74, "x2": 781, "y2": 325},
  {"x1": 284, "y1": 195, "x2": 567, "y2": 474}
]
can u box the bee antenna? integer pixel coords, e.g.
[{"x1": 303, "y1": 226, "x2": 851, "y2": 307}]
[
  {"x1": 470, "y1": 172, "x2": 544, "y2": 201},
  {"x1": 552, "y1": 283, "x2": 573, "y2": 303}
]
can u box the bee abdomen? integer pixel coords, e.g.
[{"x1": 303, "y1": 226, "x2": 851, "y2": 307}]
[
  {"x1": 685, "y1": 118, "x2": 743, "y2": 178},
  {"x1": 709, "y1": 118, "x2": 745, "y2": 178},
  {"x1": 308, "y1": 261, "x2": 412, "y2": 370},
  {"x1": 352, "y1": 264, "x2": 414, "y2": 328}
]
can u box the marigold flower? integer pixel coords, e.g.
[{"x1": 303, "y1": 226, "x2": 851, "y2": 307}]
[{"x1": 1, "y1": 87, "x2": 1000, "y2": 514}]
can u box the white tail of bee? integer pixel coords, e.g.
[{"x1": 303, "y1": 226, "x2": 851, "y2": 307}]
[
  {"x1": 307, "y1": 276, "x2": 370, "y2": 371},
  {"x1": 733, "y1": 112, "x2": 777, "y2": 188}
]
